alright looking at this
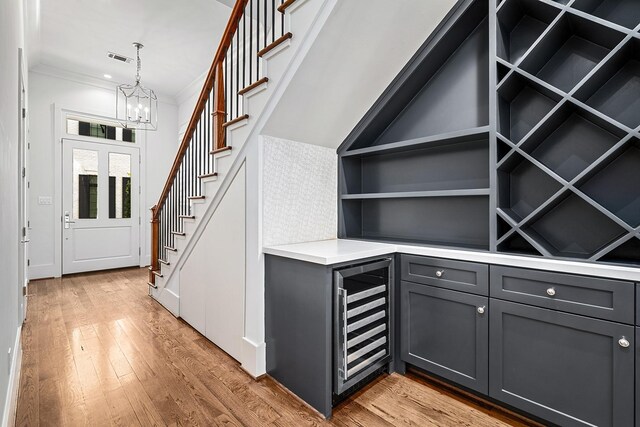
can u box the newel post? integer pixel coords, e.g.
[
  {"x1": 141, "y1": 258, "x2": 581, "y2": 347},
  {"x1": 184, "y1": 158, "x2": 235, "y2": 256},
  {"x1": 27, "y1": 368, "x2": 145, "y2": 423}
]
[
  {"x1": 149, "y1": 205, "x2": 159, "y2": 285},
  {"x1": 212, "y1": 62, "x2": 226, "y2": 150}
]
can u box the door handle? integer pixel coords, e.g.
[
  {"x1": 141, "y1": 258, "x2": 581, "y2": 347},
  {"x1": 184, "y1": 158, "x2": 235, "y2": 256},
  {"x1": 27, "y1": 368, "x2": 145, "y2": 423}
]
[{"x1": 64, "y1": 211, "x2": 75, "y2": 229}]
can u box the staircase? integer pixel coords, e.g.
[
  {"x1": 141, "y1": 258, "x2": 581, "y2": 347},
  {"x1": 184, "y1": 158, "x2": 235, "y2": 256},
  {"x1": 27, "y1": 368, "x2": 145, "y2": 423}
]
[{"x1": 148, "y1": 0, "x2": 317, "y2": 291}]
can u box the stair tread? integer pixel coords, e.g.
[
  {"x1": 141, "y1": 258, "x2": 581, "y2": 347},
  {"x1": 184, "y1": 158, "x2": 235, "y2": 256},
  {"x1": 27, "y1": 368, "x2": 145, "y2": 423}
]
[
  {"x1": 179, "y1": 215, "x2": 195, "y2": 219},
  {"x1": 277, "y1": 0, "x2": 296, "y2": 13},
  {"x1": 171, "y1": 231, "x2": 186, "y2": 236},
  {"x1": 188, "y1": 195, "x2": 205, "y2": 200},
  {"x1": 222, "y1": 114, "x2": 249, "y2": 129},
  {"x1": 258, "y1": 32, "x2": 292, "y2": 57},
  {"x1": 239, "y1": 77, "x2": 268, "y2": 96},
  {"x1": 211, "y1": 146, "x2": 232, "y2": 155},
  {"x1": 151, "y1": 270, "x2": 163, "y2": 278},
  {"x1": 159, "y1": 259, "x2": 170, "y2": 265},
  {"x1": 199, "y1": 172, "x2": 218, "y2": 179},
  {"x1": 148, "y1": 281, "x2": 158, "y2": 289},
  {"x1": 165, "y1": 246, "x2": 177, "y2": 252}
]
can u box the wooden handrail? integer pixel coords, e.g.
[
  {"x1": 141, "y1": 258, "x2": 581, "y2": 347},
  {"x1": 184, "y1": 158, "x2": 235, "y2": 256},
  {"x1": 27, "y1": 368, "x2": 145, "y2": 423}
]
[{"x1": 152, "y1": 0, "x2": 249, "y2": 221}]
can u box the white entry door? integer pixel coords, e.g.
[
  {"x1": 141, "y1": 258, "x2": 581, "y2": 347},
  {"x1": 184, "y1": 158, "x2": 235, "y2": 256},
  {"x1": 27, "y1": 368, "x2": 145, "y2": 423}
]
[{"x1": 62, "y1": 139, "x2": 140, "y2": 274}]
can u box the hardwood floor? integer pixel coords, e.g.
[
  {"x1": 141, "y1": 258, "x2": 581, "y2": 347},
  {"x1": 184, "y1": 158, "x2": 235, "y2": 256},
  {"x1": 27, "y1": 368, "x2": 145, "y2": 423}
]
[{"x1": 15, "y1": 268, "x2": 534, "y2": 426}]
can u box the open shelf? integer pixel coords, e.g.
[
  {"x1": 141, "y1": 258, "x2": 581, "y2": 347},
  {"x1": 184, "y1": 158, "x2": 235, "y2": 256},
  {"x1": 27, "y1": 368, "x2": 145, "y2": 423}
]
[
  {"x1": 599, "y1": 238, "x2": 640, "y2": 265},
  {"x1": 498, "y1": 153, "x2": 563, "y2": 221},
  {"x1": 575, "y1": 39, "x2": 640, "y2": 129},
  {"x1": 342, "y1": 196, "x2": 490, "y2": 250},
  {"x1": 341, "y1": 189, "x2": 490, "y2": 200},
  {"x1": 519, "y1": 14, "x2": 624, "y2": 92},
  {"x1": 498, "y1": 231, "x2": 544, "y2": 256},
  {"x1": 498, "y1": 73, "x2": 561, "y2": 143},
  {"x1": 527, "y1": 192, "x2": 626, "y2": 258},
  {"x1": 341, "y1": 138, "x2": 489, "y2": 195},
  {"x1": 372, "y1": 19, "x2": 489, "y2": 146},
  {"x1": 580, "y1": 138, "x2": 640, "y2": 227},
  {"x1": 343, "y1": 0, "x2": 489, "y2": 151},
  {"x1": 572, "y1": 0, "x2": 640, "y2": 30},
  {"x1": 344, "y1": 127, "x2": 489, "y2": 157},
  {"x1": 520, "y1": 103, "x2": 625, "y2": 180},
  {"x1": 497, "y1": 0, "x2": 560, "y2": 65}
]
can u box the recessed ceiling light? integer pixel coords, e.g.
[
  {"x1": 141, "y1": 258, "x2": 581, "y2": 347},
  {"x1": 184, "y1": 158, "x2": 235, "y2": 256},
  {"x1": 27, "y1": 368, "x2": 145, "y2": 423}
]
[{"x1": 104, "y1": 74, "x2": 112, "y2": 79}]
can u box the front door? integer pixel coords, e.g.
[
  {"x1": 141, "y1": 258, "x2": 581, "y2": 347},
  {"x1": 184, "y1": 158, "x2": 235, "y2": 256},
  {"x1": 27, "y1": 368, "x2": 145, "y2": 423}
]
[{"x1": 62, "y1": 138, "x2": 140, "y2": 274}]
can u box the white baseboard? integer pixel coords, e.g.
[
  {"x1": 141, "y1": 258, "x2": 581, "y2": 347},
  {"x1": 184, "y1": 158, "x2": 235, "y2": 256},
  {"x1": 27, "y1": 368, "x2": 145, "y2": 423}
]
[
  {"x1": 240, "y1": 337, "x2": 266, "y2": 378},
  {"x1": 29, "y1": 263, "x2": 57, "y2": 280},
  {"x1": 151, "y1": 287, "x2": 180, "y2": 317},
  {"x1": 2, "y1": 326, "x2": 22, "y2": 427}
]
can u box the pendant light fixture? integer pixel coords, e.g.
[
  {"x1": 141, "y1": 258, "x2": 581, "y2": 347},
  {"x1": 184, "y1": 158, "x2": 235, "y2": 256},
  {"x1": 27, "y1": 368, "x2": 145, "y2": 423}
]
[{"x1": 116, "y1": 42, "x2": 158, "y2": 130}]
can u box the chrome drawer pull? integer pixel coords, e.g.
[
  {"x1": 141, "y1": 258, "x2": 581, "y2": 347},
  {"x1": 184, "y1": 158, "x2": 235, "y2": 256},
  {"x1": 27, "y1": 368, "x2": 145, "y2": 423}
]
[
  {"x1": 435, "y1": 270, "x2": 444, "y2": 278},
  {"x1": 347, "y1": 297, "x2": 386, "y2": 319},
  {"x1": 348, "y1": 285, "x2": 386, "y2": 305},
  {"x1": 347, "y1": 337, "x2": 387, "y2": 364},
  {"x1": 347, "y1": 311, "x2": 385, "y2": 333},
  {"x1": 348, "y1": 324, "x2": 386, "y2": 349},
  {"x1": 619, "y1": 337, "x2": 630, "y2": 348},
  {"x1": 347, "y1": 349, "x2": 386, "y2": 377},
  {"x1": 546, "y1": 287, "x2": 556, "y2": 297}
]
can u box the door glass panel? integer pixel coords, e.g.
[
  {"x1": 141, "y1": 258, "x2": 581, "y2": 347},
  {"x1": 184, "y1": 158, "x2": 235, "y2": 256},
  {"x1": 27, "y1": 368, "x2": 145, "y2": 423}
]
[
  {"x1": 108, "y1": 152, "x2": 131, "y2": 218},
  {"x1": 73, "y1": 149, "x2": 98, "y2": 219}
]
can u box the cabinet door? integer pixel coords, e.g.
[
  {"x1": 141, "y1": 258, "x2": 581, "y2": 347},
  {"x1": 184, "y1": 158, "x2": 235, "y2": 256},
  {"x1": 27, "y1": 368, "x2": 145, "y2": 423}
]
[
  {"x1": 636, "y1": 327, "x2": 640, "y2": 427},
  {"x1": 490, "y1": 300, "x2": 634, "y2": 427},
  {"x1": 401, "y1": 281, "x2": 488, "y2": 393}
]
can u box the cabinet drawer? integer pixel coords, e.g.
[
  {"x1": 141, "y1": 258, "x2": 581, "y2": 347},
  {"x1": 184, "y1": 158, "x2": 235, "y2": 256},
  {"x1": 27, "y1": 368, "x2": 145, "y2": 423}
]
[
  {"x1": 401, "y1": 255, "x2": 488, "y2": 295},
  {"x1": 490, "y1": 266, "x2": 634, "y2": 324},
  {"x1": 490, "y1": 300, "x2": 634, "y2": 427}
]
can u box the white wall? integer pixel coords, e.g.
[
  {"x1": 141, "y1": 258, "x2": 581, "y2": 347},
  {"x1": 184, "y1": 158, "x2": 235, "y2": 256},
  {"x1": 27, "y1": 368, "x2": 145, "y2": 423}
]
[
  {"x1": 0, "y1": 0, "x2": 27, "y2": 422},
  {"x1": 263, "y1": 0, "x2": 458, "y2": 148},
  {"x1": 28, "y1": 69, "x2": 179, "y2": 278},
  {"x1": 176, "y1": 72, "x2": 207, "y2": 140}
]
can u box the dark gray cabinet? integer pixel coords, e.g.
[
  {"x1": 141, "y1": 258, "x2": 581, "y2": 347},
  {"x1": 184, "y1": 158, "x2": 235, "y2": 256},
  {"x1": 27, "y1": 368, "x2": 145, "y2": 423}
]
[
  {"x1": 490, "y1": 265, "x2": 635, "y2": 324},
  {"x1": 401, "y1": 280, "x2": 488, "y2": 393},
  {"x1": 402, "y1": 255, "x2": 489, "y2": 295},
  {"x1": 636, "y1": 327, "x2": 640, "y2": 427},
  {"x1": 489, "y1": 299, "x2": 634, "y2": 427}
]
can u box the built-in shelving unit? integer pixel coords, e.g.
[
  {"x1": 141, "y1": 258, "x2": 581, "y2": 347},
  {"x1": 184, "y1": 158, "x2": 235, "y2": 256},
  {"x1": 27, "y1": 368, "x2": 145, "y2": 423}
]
[
  {"x1": 338, "y1": 0, "x2": 640, "y2": 266},
  {"x1": 339, "y1": 0, "x2": 490, "y2": 250}
]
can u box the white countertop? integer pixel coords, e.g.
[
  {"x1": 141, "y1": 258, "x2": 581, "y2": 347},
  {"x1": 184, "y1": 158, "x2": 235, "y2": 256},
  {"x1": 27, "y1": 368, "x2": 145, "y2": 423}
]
[{"x1": 263, "y1": 239, "x2": 640, "y2": 282}]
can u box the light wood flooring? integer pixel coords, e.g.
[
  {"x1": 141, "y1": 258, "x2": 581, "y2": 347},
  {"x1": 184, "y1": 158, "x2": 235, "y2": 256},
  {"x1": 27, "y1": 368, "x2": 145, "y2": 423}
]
[{"x1": 15, "y1": 267, "x2": 535, "y2": 426}]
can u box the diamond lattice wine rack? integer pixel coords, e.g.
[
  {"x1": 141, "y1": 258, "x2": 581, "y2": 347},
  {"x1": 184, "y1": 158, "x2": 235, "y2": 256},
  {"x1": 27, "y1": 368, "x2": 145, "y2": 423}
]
[{"x1": 495, "y1": 0, "x2": 640, "y2": 264}]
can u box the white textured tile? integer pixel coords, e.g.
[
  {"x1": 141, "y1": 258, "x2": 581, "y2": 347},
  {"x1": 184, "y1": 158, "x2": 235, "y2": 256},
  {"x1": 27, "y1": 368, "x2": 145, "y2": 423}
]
[{"x1": 262, "y1": 135, "x2": 337, "y2": 247}]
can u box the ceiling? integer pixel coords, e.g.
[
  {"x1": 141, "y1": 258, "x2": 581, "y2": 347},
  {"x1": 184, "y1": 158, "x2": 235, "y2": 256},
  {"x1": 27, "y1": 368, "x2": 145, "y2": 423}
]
[{"x1": 27, "y1": 0, "x2": 232, "y2": 98}]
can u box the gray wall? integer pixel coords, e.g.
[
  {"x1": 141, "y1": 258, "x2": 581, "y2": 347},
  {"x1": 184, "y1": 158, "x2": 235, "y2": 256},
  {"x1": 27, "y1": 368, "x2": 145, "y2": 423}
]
[{"x1": 0, "y1": 0, "x2": 26, "y2": 421}]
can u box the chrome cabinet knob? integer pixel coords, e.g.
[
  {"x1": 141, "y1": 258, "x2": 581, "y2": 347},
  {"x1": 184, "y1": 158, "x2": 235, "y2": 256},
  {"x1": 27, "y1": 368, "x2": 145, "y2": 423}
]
[
  {"x1": 619, "y1": 337, "x2": 630, "y2": 348},
  {"x1": 477, "y1": 306, "x2": 485, "y2": 315},
  {"x1": 546, "y1": 287, "x2": 556, "y2": 296},
  {"x1": 435, "y1": 270, "x2": 444, "y2": 278}
]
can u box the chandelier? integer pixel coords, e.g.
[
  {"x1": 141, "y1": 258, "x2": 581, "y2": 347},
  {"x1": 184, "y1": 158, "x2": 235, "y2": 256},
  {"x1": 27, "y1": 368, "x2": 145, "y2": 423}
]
[{"x1": 116, "y1": 42, "x2": 158, "y2": 130}]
